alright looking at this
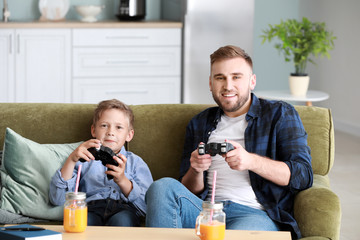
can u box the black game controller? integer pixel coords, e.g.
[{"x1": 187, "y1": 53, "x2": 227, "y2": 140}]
[
  {"x1": 198, "y1": 142, "x2": 234, "y2": 156},
  {"x1": 79, "y1": 145, "x2": 118, "y2": 180}
]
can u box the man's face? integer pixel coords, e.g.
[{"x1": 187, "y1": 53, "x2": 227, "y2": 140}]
[
  {"x1": 209, "y1": 57, "x2": 256, "y2": 117},
  {"x1": 91, "y1": 109, "x2": 134, "y2": 154}
]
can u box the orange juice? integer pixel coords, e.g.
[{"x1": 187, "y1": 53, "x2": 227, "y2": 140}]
[
  {"x1": 63, "y1": 206, "x2": 88, "y2": 233},
  {"x1": 199, "y1": 221, "x2": 225, "y2": 240}
]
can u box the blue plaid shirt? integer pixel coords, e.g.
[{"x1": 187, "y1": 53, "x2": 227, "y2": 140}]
[{"x1": 179, "y1": 93, "x2": 313, "y2": 239}]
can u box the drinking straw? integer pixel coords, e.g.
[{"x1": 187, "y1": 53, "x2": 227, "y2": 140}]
[
  {"x1": 210, "y1": 170, "x2": 217, "y2": 224},
  {"x1": 211, "y1": 170, "x2": 217, "y2": 204},
  {"x1": 75, "y1": 164, "x2": 82, "y2": 193}
]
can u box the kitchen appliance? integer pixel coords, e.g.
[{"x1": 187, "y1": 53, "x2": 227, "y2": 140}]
[
  {"x1": 116, "y1": 0, "x2": 146, "y2": 21},
  {"x1": 178, "y1": 0, "x2": 255, "y2": 103}
]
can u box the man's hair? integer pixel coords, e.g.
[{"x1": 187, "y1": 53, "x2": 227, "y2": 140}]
[
  {"x1": 93, "y1": 99, "x2": 134, "y2": 130},
  {"x1": 210, "y1": 45, "x2": 253, "y2": 70}
]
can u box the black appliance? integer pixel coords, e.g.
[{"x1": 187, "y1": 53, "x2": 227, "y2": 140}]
[{"x1": 116, "y1": 0, "x2": 146, "y2": 20}]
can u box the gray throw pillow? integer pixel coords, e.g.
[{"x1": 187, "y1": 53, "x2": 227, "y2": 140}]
[{"x1": 0, "y1": 128, "x2": 81, "y2": 220}]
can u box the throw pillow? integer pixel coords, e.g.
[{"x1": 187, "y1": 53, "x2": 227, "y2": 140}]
[{"x1": 0, "y1": 128, "x2": 81, "y2": 220}]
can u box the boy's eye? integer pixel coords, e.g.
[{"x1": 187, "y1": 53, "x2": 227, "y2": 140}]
[
  {"x1": 117, "y1": 126, "x2": 123, "y2": 130},
  {"x1": 101, "y1": 124, "x2": 107, "y2": 128}
]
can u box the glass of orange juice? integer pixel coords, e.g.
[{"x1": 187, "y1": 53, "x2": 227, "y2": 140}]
[
  {"x1": 63, "y1": 192, "x2": 87, "y2": 233},
  {"x1": 195, "y1": 201, "x2": 225, "y2": 240}
]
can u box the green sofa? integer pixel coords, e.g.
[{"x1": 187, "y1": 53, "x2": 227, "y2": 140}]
[{"x1": 0, "y1": 103, "x2": 341, "y2": 239}]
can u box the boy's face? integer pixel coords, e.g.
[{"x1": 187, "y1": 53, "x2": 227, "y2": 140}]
[{"x1": 91, "y1": 108, "x2": 134, "y2": 154}]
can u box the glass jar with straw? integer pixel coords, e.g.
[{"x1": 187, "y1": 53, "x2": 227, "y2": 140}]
[
  {"x1": 63, "y1": 164, "x2": 88, "y2": 233},
  {"x1": 195, "y1": 171, "x2": 226, "y2": 240}
]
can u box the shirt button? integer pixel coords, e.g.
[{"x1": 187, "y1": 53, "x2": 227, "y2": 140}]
[{"x1": 113, "y1": 190, "x2": 116, "y2": 193}]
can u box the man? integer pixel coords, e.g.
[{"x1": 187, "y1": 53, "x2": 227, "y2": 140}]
[{"x1": 145, "y1": 45, "x2": 313, "y2": 239}]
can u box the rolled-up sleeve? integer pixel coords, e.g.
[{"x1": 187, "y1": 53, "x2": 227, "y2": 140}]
[{"x1": 49, "y1": 168, "x2": 77, "y2": 206}]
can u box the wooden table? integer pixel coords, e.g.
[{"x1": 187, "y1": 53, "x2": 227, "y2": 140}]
[{"x1": 36, "y1": 225, "x2": 291, "y2": 240}]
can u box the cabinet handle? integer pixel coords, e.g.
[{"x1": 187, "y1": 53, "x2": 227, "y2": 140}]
[
  {"x1": 17, "y1": 34, "x2": 20, "y2": 54},
  {"x1": 105, "y1": 36, "x2": 149, "y2": 40},
  {"x1": 9, "y1": 35, "x2": 12, "y2": 54},
  {"x1": 106, "y1": 60, "x2": 149, "y2": 65},
  {"x1": 106, "y1": 90, "x2": 149, "y2": 95}
]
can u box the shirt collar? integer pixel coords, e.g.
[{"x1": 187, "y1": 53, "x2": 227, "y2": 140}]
[{"x1": 246, "y1": 93, "x2": 261, "y2": 121}]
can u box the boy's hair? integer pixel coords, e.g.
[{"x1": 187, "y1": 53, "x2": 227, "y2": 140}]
[
  {"x1": 210, "y1": 45, "x2": 253, "y2": 70},
  {"x1": 93, "y1": 99, "x2": 134, "y2": 130}
]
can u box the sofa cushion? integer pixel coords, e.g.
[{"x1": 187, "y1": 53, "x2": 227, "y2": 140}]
[
  {"x1": 294, "y1": 106, "x2": 334, "y2": 175},
  {"x1": 0, "y1": 128, "x2": 81, "y2": 221}
]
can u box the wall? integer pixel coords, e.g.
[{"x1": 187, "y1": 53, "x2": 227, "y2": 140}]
[
  {"x1": 299, "y1": 0, "x2": 360, "y2": 137},
  {"x1": 0, "y1": 0, "x2": 162, "y2": 21},
  {"x1": 253, "y1": 0, "x2": 299, "y2": 91},
  {"x1": 253, "y1": 0, "x2": 360, "y2": 137}
]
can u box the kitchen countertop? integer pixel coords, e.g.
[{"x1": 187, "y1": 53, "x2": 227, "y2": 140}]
[{"x1": 0, "y1": 20, "x2": 182, "y2": 28}]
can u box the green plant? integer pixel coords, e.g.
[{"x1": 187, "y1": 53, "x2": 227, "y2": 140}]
[{"x1": 261, "y1": 17, "x2": 336, "y2": 75}]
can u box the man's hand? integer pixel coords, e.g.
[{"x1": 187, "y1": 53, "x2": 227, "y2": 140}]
[
  {"x1": 190, "y1": 143, "x2": 212, "y2": 173},
  {"x1": 181, "y1": 143, "x2": 212, "y2": 195},
  {"x1": 224, "y1": 140, "x2": 290, "y2": 186},
  {"x1": 223, "y1": 139, "x2": 254, "y2": 171}
]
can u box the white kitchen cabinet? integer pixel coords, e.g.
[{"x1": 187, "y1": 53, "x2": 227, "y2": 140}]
[
  {"x1": 72, "y1": 28, "x2": 181, "y2": 104},
  {"x1": 0, "y1": 30, "x2": 14, "y2": 102},
  {"x1": 0, "y1": 29, "x2": 71, "y2": 103}
]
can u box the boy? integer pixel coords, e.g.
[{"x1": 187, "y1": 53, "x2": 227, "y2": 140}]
[{"x1": 49, "y1": 99, "x2": 153, "y2": 226}]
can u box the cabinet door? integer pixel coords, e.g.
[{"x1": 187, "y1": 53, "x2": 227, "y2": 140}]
[
  {"x1": 15, "y1": 29, "x2": 71, "y2": 103},
  {"x1": 0, "y1": 29, "x2": 15, "y2": 102}
]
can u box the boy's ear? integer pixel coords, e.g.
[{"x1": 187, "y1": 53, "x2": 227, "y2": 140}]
[
  {"x1": 126, "y1": 129, "x2": 134, "y2": 142},
  {"x1": 91, "y1": 125, "x2": 96, "y2": 138}
]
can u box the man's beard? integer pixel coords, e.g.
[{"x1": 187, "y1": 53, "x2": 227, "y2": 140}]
[{"x1": 212, "y1": 89, "x2": 250, "y2": 113}]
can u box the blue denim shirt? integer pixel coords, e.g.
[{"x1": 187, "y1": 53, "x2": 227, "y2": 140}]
[
  {"x1": 49, "y1": 146, "x2": 153, "y2": 217},
  {"x1": 179, "y1": 93, "x2": 313, "y2": 239}
]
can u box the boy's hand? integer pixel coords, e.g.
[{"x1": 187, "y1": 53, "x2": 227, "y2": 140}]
[
  {"x1": 106, "y1": 153, "x2": 127, "y2": 182},
  {"x1": 106, "y1": 153, "x2": 133, "y2": 197},
  {"x1": 69, "y1": 139, "x2": 101, "y2": 163}
]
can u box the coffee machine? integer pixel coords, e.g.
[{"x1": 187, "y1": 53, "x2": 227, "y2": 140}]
[{"x1": 116, "y1": 0, "x2": 146, "y2": 21}]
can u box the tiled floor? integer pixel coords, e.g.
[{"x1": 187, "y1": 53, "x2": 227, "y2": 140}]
[{"x1": 328, "y1": 131, "x2": 360, "y2": 240}]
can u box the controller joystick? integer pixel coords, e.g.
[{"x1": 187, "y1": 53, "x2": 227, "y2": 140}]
[
  {"x1": 79, "y1": 145, "x2": 118, "y2": 180},
  {"x1": 198, "y1": 142, "x2": 234, "y2": 156}
]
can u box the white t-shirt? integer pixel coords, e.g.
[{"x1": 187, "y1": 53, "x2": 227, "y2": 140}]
[{"x1": 206, "y1": 114, "x2": 263, "y2": 210}]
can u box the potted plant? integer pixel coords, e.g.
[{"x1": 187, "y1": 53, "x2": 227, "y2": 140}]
[{"x1": 261, "y1": 17, "x2": 336, "y2": 96}]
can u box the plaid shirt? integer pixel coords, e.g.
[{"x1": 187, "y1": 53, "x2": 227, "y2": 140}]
[{"x1": 179, "y1": 93, "x2": 313, "y2": 239}]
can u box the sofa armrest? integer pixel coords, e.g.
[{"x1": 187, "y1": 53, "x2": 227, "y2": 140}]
[{"x1": 294, "y1": 177, "x2": 341, "y2": 240}]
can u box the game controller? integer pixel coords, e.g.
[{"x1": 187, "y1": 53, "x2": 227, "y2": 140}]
[
  {"x1": 198, "y1": 142, "x2": 234, "y2": 156},
  {"x1": 79, "y1": 145, "x2": 118, "y2": 180}
]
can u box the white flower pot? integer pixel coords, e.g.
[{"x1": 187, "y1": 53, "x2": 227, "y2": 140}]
[{"x1": 289, "y1": 75, "x2": 310, "y2": 96}]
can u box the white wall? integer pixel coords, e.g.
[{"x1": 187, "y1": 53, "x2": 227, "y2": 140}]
[{"x1": 299, "y1": 0, "x2": 360, "y2": 137}]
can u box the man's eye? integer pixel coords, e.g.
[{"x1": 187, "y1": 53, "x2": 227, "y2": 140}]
[{"x1": 215, "y1": 77, "x2": 224, "y2": 80}]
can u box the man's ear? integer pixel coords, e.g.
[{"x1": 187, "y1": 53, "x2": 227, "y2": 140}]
[
  {"x1": 126, "y1": 129, "x2": 135, "y2": 142},
  {"x1": 250, "y1": 74, "x2": 256, "y2": 90},
  {"x1": 209, "y1": 76, "x2": 213, "y2": 92}
]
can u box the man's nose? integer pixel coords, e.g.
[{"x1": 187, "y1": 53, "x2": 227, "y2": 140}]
[{"x1": 223, "y1": 79, "x2": 233, "y2": 90}]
